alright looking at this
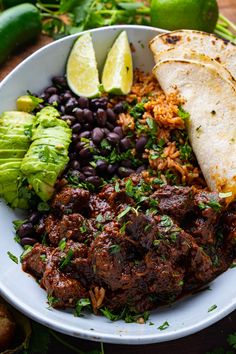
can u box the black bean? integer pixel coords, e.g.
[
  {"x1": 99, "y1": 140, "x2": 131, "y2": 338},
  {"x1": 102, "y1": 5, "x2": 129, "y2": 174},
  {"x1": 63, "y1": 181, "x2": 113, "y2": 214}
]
[
  {"x1": 113, "y1": 126, "x2": 124, "y2": 138},
  {"x1": 74, "y1": 108, "x2": 84, "y2": 123},
  {"x1": 61, "y1": 92, "x2": 73, "y2": 103},
  {"x1": 118, "y1": 167, "x2": 135, "y2": 178},
  {"x1": 113, "y1": 102, "x2": 125, "y2": 114},
  {"x1": 72, "y1": 134, "x2": 81, "y2": 144},
  {"x1": 136, "y1": 136, "x2": 148, "y2": 153},
  {"x1": 68, "y1": 170, "x2": 86, "y2": 182},
  {"x1": 52, "y1": 76, "x2": 67, "y2": 87},
  {"x1": 82, "y1": 108, "x2": 93, "y2": 124},
  {"x1": 92, "y1": 127, "x2": 104, "y2": 144},
  {"x1": 18, "y1": 223, "x2": 34, "y2": 238},
  {"x1": 69, "y1": 152, "x2": 77, "y2": 160},
  {"x1": 86, "y1": 176, "x2": 101, "y2": 187},
  {"x1": 136, "y1": 165, "x2": 146, "y2": 173},
  {"x1": 78, "y1": 131, "x2": 91, "y2": 139},
  {"x1": 61, "y1": 115, "x2": 76, "y2": 125},
  {"x1": 106, "y1": 122, "x2": 115, "y2": 131},
  {"x1": 65, "y1": 98, "x2": 78, "y2": 113},
  {"x1": 82, "y1": 166, "x2": 96, "y2": 176},
  {"x1": 120, "y1": 137, "x2": 132, "y2": 151},
  {"x1": 96, "y1": 108, "x2": 107, "y2": 127},
  {"x1": 70, "y1": 160, "x2": 80, "y2": 170},
  {"x1": 96, "y1": 159, "x2": 108, "y2": 172},
  {"x1": 45, "y1": 86, "x2": 58, "y2": 95},
  {"x1": 121, "y1": 160, "x2": 132, "y2": 168},
  {"x1": 28, "y1": 212, "x2": 41, "y2": 225},
  {"x1": 90, "y1": 97, "x2": 108, "y2": 111},
  {"x1": 58, "y1": 105, "x2": 65, "y2": 114},
  {"x1": 106, "y1": 108, "x2": 116, "y2": 123},
  {"x1": 102, "y1": 128, "x2": 110, "y2": 136},
  {"x1": 48, "y1": 94, "x2": 60, "y2": 105},
  {"x1": 100, "y1": 149, "x2": 110, "y2": 157},
  {"x1": 39, "y1": 93, "x2": 49, "y2": 100},
  {"x1": 78, "y1": 96, "x2": 89, "y2": 109},
  {"x1": 107, "y1": 132, "x2": 120, "y2": 145},
  {"x1": 79, "y1": 147, "x2": 92, "y2": 159},
  {"x1": 75, "y1": 141, "x2": 85, "y2": 152},
  {"x1": 21, "y1": 237, "x2": 37, "y2": 246},
  {"x1": 72, "y1": 123, "x2": 82, "y2": 134},
  {"x1": 107, "y1": 163, "x2": 119, "y2": 174}
]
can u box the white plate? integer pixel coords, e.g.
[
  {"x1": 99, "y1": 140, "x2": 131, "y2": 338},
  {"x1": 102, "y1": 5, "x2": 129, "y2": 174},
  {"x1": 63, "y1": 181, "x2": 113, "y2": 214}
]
[{"x1": 0, "y1": 25, "x2": 235, "y2": 345}]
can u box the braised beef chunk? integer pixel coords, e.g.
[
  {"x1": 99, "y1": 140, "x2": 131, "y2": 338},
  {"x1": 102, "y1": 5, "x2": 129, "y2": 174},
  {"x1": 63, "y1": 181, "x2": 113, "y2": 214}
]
[
  {"x1": 151, "y1": 185, "x2": 194, "y2": 222},
  {"x1": 22, "y1": 179, "x2": 236, "y2": 315},
  {"x1": 51, "y1": 187, "x2": 90, "y2": 215}
]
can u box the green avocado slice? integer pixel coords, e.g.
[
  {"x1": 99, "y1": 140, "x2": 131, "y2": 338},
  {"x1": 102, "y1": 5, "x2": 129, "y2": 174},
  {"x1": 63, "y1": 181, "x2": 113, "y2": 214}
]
[
  {"x1": 21, "y1": 106, "x2": 71, "y2": 201},
  {"x1": 0, "y1": 111, "x2": 34, "y2": 209},
  {"x1": 0, "y1": 111, "x2": 35, "y2": 127},
  {"x1": 0, "y1": 150, "x2": 26, "y2": 158}
]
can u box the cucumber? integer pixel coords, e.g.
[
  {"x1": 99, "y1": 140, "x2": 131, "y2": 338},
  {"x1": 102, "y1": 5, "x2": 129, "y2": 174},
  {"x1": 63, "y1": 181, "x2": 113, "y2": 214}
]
[
  {"x1": 0, "y1": 3, "x2": 41, "y2": 65},
  {"x1": 0, "y1": 0, "x2": 36, "y2": 9}
]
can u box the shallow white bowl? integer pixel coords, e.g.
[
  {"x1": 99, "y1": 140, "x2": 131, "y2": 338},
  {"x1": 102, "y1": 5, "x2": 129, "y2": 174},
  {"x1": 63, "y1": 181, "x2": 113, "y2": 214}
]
[{"x1": 0, "y1": 25, "x2": 235, "y2": 345}]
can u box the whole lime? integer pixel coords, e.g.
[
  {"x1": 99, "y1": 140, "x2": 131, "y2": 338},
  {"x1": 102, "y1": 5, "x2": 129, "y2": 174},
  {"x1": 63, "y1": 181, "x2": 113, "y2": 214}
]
[{"x1": 150, "y1": 0, "x2": 219, "y2": 33}]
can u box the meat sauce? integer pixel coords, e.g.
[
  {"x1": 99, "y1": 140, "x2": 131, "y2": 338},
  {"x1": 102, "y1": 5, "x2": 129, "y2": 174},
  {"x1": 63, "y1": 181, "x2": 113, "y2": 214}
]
[{"x1": 22, "y1": 175, "x2": 236, "y2": 317}]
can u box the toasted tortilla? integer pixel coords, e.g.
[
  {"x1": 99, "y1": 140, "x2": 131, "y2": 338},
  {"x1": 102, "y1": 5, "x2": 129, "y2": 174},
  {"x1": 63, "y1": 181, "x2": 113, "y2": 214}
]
[
  {"x1": 149, "y1": 30, "x2": 236, "y2": 80},
  {"x1": 152, "y1": 49, "x2": 236, "y2": 87},
  {"x1": 153, "y1": 59, "x2": 236, "y2": 198}
]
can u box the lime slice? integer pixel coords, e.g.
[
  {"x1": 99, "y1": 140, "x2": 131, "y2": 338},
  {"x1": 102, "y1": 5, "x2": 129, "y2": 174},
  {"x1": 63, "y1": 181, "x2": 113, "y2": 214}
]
[
  {"x1": 66, "y1": 33, "x2": 100, "y2": 98},
  {"x1": 102, "y1": 31, "x2": 133, "y2": 95}
]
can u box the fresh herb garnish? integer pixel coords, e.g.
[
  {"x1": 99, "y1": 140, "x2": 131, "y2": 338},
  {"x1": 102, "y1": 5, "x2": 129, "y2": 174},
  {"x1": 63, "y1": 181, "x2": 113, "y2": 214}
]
[
  {"x1": 158, "y1": 321, "x2": 170, "y2": 330},
  {"x1": 100, "y1": 306, "x2": 150, "y2": 323},
  {"x1": 59, "y1": 249, "x2": 74, "y2": 269},
  {"x1": 74, "y1": 298, "x2": 91, "y2": 317},
  {"x1": 47, "y1": 295, "x2": 59, "y2": 308},
  {"x1": 109, "y1": 244, "x2": 121, "y2": 254},
  {"x1": 80, "y1": 225, "x2": 87, "y2": 233},
  {"x1": 208, "y1": 304, "x2": 217, "y2": 312},
  {"x1": 160, "y1": 215, "x2": 173, "y2": 228},
  {"x1": 7, "y1": 251, "x2": 18, "y2": 264},
  {"x1": 117, "y1": 205, "x2": 132, "y2": 219},
  {"x1": 58, "y1": 238, "x2": 66, "y2": 251},
  {"x1": 178, "y1": 106, "x2": 190, "y2": 120},
  {"x1": 13, "y1": 219, "x2": 26, "y2": 231},
  {"x1": 199, "y1": 200, "x2": 222, "y2": 212}
]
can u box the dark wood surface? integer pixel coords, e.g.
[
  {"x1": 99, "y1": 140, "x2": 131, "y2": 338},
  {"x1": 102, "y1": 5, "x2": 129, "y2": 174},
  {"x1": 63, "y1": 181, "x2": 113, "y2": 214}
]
[{"x1": 0, "y1": 1, "x2": 236, "y2": 353}]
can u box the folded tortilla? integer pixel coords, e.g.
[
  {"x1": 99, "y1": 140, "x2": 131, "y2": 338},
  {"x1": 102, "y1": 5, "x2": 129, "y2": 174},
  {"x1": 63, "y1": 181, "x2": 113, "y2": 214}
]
[
  {"x1": 149, "y1": 30, "x2": 236, "y2": 80},
  {"x1": 153, "y1": 59, "x2": 236, "y2": 199},
  {"x1": 152, "y1": 49, "x2": 236, "y2": 86}
]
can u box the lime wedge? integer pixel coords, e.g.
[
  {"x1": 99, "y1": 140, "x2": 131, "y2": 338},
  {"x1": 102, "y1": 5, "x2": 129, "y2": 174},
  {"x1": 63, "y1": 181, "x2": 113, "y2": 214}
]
[
  {"x1": 102, "y1": 31, "x2": 133, "y2": 95},
  {"x1": 66, "y1": 33, "x2": 100, "y2": 98}
]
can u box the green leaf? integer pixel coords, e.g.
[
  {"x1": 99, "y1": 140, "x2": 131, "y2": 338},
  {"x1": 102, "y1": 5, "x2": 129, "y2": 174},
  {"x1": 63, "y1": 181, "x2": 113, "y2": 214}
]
[
  {"x1": 178, "y1": 105, "x2": 190, "y2": 120},
  {"x1": 118, "y1": 2, "x2": 145, "y2": 11},
  {"x1": 60, "y1": 249, "x2": 74, "y2": 269},
  {"x1": 227, "y1": 333, "x2": 236, "y2": 349},
  {"x1": 7, "y1": 251, "x2": 18, "y2": 264},
  {"x1": 117, "y1": 205, "x2": 132, "y2": 219},
  {"x1": 60, "y1": 0, "x2": 80, "y2": 12},
  {"x1": 158, "y1": 320, "x2": 169, "y2": 330},
  {"x1": 28, "y1": 322, "x2": 50, "y2": 354},
  {"x1": 208, "y1": 304, "x2": 217, "y2": 312},
  {"x1": 109, "y1": 244, "x2": 121, "y2": 254},
  {"x1": 13, "y1": 219, "x2": 26, "y2": 231},
  {"x1": 74, "y1": 298, "x2": 91, "y2": 317}
]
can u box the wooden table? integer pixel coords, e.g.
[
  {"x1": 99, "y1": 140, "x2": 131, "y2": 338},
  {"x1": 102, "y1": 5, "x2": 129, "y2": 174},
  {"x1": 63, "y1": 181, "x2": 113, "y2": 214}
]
[{"x1": 0, "y1": 1, "x2": 236, "y2": 353}]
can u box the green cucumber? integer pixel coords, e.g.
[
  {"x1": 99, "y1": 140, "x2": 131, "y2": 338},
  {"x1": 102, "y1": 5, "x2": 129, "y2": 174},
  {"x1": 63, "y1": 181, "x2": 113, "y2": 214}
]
[{"x1": 0, "y1": 3, "x2": 41, "y2": 65}]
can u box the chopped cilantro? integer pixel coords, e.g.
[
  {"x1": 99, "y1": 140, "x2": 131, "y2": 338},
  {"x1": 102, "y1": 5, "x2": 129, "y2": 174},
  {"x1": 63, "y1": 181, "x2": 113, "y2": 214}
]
[
  {"x1": 160, "y1": 215, "x2": 173, "y2": 228},
  {"x1": 178, "y1": 106, "x2": 190, "y2": 120},
  {"x1": 96, "y1": 214, "x2": 104, "y2": 223},
  {"x1": 130, "y1": 101, "x2": 145, "y2": 120},
  {"x1": 38, "y1": 202, "x2": 50, "y2": 212},
  {"x1": 59, "y1": 249, "x2": 74, "y2": 269},
  {"x1": 47, "y1": 295, "x2": 59, "y2": 308},
  {"x1": 208, "y1": 304, "x2": 217, "y2": 312},
  {"x1": 158, "y1": 321, "x2": 170, "y2": 330},
  {"x1": 58, "y1": 238, "x2": 66, "y2": 251},
  {"x1": 74, "y1": 298, "x2": 91, "y2": 317},
  {"x1": 117, "y1": 205, "x2": 132, "y2": 219},
  {"x1": 115, "y1": 181, "x2": 120, "y2": 192},
  {"x1": 100, "y1": 306, "x2": 150, "y2": 323},
  {"x1": 7, "y1": 251, "x2": 18, "y2": 264},
  {"x1": 40, "y1": 254, "x2": 46, "y2": 262},
  {"x1": 80, "y1": 225, "x2": 87, "y2": 233},
  {"x1": 109, "y1": 244, "x2": 121, "y2": 254}
]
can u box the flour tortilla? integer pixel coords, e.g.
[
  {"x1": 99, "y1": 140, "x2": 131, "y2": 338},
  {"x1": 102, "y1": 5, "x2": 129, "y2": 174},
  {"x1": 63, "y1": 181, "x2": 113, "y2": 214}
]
[
  {"x1": 152, "y1": 49, "x2": 236, "y2": 87},
  {"x1": 153, "y1": 59, "x2": 236, "y2": 198},
  {"x1": 149, "y1": 30, "x2": 236, "y2": 80}
]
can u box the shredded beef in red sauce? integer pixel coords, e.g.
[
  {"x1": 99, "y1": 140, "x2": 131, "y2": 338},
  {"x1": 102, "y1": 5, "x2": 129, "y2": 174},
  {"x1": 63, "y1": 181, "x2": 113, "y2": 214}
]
[{"x1": 22, "y1": 175, "x2": 236, "y2": 315}]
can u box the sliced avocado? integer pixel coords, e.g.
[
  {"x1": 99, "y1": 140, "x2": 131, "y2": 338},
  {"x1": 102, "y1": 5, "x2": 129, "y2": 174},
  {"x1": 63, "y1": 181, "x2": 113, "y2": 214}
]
[
  {"x1": 0, "y1": 111, "x2": 34, "y2": 209},
  {"x1": 21, "y1": 106, "x2": 71, "y2": 201},
  {"x1": 0, "y1": 150, "x2": 26, "y2": 158},
  {"x1": 27, "y1": 177, "x2": 54, "y2": 202},
  {"x1": 0, "y1": 111, "x2": 35, "y2": 128}
]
